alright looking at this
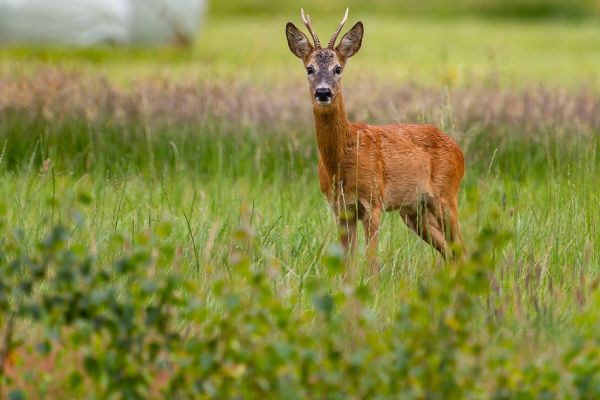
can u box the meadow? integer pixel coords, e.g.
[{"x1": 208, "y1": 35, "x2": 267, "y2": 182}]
[{"x1": 1, "y1": 13, "x2": 600, "y2": 399}]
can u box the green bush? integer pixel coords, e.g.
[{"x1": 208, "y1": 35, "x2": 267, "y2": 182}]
[{"x1": 1, "y1": 211, "x2": 600, "y2": 398}]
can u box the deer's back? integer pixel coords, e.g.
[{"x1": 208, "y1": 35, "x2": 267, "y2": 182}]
[{"x1": 348, "y1": 123, "x2": 464, "y2": 212}]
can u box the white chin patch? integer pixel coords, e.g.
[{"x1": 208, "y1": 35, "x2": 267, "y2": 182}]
[{"x1": 316, "y1": 99, "x2": 332, "y2": 105}]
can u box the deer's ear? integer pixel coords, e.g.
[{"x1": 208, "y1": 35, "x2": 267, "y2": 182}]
[
  {"x1": 336, "y1": 22, "x2": 363, "y2": 60},
  {"x1": 286, "y1": 22, "x2": 313, "y2": 59}
]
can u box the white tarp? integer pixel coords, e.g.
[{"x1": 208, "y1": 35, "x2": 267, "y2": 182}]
[{"x1": 0, "y1": 0, "x2": 206, "y2": 45}]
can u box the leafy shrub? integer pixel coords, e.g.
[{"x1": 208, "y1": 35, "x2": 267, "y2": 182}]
[{"x1": 1, "y1": 213, "x2": 600, "y2": 398}]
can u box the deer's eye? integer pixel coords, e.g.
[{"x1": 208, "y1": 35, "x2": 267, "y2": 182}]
[
  {"x1": 306, "y1": 66, "x2": 314, "y2": 75},
  {"x1": 334, "y1": 66, "x2": 342, "y2": 75}
]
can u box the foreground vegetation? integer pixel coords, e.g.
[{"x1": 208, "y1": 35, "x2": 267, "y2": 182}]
[{"x1": 1, "y1": 208, "x2": 599, "y2": 398}]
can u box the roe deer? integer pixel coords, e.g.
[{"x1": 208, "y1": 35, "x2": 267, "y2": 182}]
[{"x1": 286, "y1": 9, "x2": 465, "y2": 274}]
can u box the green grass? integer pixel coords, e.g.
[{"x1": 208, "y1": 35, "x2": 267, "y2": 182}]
[
  {"x1": 210, "y1": 0, "x2": 596, "y2": 20},
  {"x1": 1, "y1": 115, "x2": 598, "y2": 327},
  {"x1": 2, "y1": 16, "x2": 600, "y2": 87}
]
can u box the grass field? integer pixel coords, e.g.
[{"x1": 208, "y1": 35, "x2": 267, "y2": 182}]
[{"x1": 1, "y1": 13, "x2": 600, "y2": 399}]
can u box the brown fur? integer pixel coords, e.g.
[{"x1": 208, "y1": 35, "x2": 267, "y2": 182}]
[{"x1": 287, "y1": 12, "x2": 465, "y2": 272}]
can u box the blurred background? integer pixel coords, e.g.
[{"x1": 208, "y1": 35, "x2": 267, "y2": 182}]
[
  {"x1": 1, "y1": 0, "x2": 600, "y2": 87},
  {"x1": 212, "y1": 0, "x2": 600, "y2": 19}
]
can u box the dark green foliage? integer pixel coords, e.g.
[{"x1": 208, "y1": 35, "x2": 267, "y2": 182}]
[{"x1": 1, "y1": 212, "x2": 599, "y2": 398}]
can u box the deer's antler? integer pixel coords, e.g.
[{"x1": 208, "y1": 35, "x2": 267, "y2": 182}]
[
  {"x1": 328, "y1": 8, "x2": 349, "y2": 49},
  {"x1": 301, "y1": 8, "x2": 321, "y2": 49}
]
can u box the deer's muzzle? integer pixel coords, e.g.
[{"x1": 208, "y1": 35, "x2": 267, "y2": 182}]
[{"x1": 315, "y1": 87, "x2": 333, "y2": 104}]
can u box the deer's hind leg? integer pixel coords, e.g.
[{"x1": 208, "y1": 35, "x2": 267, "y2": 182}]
[
  {"x1": 427, "y1": 197, "x2": 465, "y2": 258},
  {"x1": 402, "y1": 212, "x2": 449, "y2": 258},
  {"x1": 402, "y1": 202, "x2": 450, "y2": 259},
  {"x1": 447, "y1": 201, "x2": 465, "y2": 258}
]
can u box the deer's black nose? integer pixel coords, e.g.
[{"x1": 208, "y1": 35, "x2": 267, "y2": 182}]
[{"x1": 315, "y1": 88, "x2": 332, "y2": 101}]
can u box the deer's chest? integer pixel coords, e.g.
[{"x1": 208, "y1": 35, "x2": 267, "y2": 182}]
[{"x1": 317, "y1": 150, "x2": 383, "y2": 210}]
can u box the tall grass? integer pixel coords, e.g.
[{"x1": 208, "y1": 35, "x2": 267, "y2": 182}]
[{"x1": 0, "y1": 76, "x2": 598, "y2": 315}]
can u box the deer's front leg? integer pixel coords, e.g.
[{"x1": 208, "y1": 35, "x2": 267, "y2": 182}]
[
  {"x1": 362, "y1": 207, "x2": 381, "y2": 277},
  {"x1": 334, "y1": 205, "x2": 358, "y2": 281}
]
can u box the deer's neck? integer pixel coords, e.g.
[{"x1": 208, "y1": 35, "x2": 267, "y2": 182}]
[{"x1": 312, "y1": 93, "x2": 352, "y2": 177}]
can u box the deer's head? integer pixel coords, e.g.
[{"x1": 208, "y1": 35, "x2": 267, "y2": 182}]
[{"x1": 286, "y1": 8, "x2": 363, "y2": 107}]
